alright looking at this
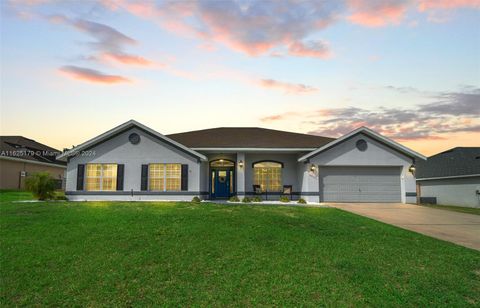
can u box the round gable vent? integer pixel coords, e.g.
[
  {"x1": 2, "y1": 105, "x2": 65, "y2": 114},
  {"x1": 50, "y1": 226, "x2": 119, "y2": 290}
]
[
  {"x1": 356, "y1": 139, "x2": 367, "y2": 151},
  {"x1": 129, "y1": 133, "x2": 140, "y2": 145}
]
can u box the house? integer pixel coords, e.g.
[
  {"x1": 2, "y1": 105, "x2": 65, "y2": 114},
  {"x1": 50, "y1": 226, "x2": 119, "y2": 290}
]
[
  {"x1": 0, "y1": 136, "x2": 66, "y2": 189},
  {"x1": 416, "y1": 147, "x2": 480, "y2": 208},
  {"x1": 57, "y1": 120, "x2": 426, "y2": 203}
]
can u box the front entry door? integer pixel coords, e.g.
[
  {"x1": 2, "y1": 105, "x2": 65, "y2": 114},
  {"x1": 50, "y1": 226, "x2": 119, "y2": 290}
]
[{"x1": 212, "y1": 169, "x2": 231, "y2": 198}]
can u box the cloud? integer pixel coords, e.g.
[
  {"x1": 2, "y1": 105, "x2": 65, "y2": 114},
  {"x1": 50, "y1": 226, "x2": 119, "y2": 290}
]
[
  {"x1": 114, "y1": 0, "x2": 340, "y2": 59},
  {"x1": 47, "y1": 14, "x2": 152, "y2": 67},
  {"x1": 417, "y1": 0, "x2": 480, "y2": 11},
  {"x1": 347, "y1": 0, "x2": 409, "y2": 27},
  {"x1": 59, "y1": 65, "x2": 130, "y2": 84},
  {"x1": 258, "y1": 79, "x2": 318, "y2": 94},
  {"x1": 419, "y1": 89, "x2": 480, "y2": 115},
  {"x1": 261, "y1": 87, "x2": 480, "y2": 140},
  {"x1": 287, "y1": 40, "x2": 332, "y2": 59},
  {"x1": 101, "y1": 52, "x2": 152, "y2": 66}
]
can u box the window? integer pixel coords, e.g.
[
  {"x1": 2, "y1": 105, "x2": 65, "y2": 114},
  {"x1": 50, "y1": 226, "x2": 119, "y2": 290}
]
[
  {"x1": 149, "y1": 163, "x2": 181, "y2": 191},
  {"x1": 253, "y1": 161, "x2": 282, "y2": 192},
  {"x1": 149, "y1": 164, "x2": 165, "y2": 191},
  {"x1": 85, "y1": 164, "x2": 117, "y2": 191},
  {"x1": 210, "y1": 159, "x2": 234, "y2": 167}
]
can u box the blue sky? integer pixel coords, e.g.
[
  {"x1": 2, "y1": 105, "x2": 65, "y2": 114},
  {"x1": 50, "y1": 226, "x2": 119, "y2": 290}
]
[{"x1": 0, "y1": 0, "x2": 479, "y2": 155}]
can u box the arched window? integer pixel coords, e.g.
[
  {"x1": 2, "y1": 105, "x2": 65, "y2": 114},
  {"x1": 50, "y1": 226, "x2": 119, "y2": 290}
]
[
  {"x1": 253, "y1": 161, "x2": 283, "y2": 192},
  {"x1": 210, "y1": 159, "x2": 235, "y2": 167}
]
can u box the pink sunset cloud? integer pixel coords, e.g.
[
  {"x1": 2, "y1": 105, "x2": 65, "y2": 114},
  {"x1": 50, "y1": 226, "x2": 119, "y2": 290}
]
[
  {"x1": 101, "y1": 52, "x2": 152, "y2": 66},
  {"x1": 418, "y1": 0, "x2": 480, "y2": 11},
  {"x1": 258, "y1": 79, "x2": 319, "y2": 94},
  {"x1": 287, "y1": 40, "x2": 332, "y2": 59},
  {"x1": 111, "y1": 0, "x2": 338, "y2": 59},
  {"x1": 347, "y1": 0, "x2": 409, "y2": 27},
  {"x1": 59, "y1": 65, "x2": 130, "y2": 84}
]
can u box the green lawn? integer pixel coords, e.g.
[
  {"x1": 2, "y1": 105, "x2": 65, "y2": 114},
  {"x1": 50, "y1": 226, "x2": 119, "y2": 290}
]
[
  {"x1": 420, "y1": 204, "x2": 480, "y2": 215},
  {"x1": 1, "y1": 196, "x2": 479, "y2": 306},
  {"x1": 0, "y1": 190, "x2": 34, "y2": 202}
]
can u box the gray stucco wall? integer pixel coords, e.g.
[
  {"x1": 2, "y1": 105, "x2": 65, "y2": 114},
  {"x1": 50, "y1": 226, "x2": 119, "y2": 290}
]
[
  {"x1": 66, "y1": 127, "x2": 202, "y2": 201},
  {"x1": 303, "y1": 133, "x2": 417, "y2": 203},
  {"x1": 419, "y1": 177, "x2": 480, "y2": 208}
]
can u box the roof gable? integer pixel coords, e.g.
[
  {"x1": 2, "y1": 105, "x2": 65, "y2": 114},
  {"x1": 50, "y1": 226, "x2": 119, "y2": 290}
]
[
  {"x1": 167, "y1": 127, "x2": 334, "y2": 149},
  {"x1": 57, "y1": 120, "x2": 207, "y2": 161},
  {"x1": 298, "y1": 127, "x2": 426, "y2": 162}
]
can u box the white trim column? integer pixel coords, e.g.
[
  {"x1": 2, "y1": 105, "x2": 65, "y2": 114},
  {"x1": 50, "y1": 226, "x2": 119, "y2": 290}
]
[{"x1": 236, "y1": 152, "x2": 245, "y2": 196}]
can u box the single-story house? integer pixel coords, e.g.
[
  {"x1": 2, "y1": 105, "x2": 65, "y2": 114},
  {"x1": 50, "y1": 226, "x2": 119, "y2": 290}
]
[
  {"x1": 416, "y1": 147, "x2": 480, "y2": 208},
  {"x1": 0, "y1": 136, "x2": 66, "y2": 189},
  {"x1": 57, "y1": 120, "x2": 426, "y2": 203}
]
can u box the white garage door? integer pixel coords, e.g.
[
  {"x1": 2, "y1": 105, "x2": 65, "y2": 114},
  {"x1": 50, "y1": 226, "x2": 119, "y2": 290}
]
[{"x1": 319, "y1": 166, "x2": 402, "y2": 202}]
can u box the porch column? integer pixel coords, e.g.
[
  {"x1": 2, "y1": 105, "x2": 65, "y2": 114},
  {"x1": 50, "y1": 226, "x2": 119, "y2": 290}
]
[{"x1": 236, "y1": 152, "x2": 245, "y2": 197}]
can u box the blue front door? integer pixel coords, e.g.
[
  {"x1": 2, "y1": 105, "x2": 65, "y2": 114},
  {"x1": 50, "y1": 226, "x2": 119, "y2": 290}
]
[{"x1": 212, "y1": 169, "x2": 231, "y2": 198}]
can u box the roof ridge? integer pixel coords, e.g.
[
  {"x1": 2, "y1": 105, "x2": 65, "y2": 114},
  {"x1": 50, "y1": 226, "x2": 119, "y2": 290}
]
[{"x1": 167, "y1": 127, "x2": 334, "y2": 139}]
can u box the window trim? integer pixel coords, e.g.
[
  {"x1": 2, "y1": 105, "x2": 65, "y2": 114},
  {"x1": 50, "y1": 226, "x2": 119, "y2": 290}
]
[
  {"x1": 148, "y1": 163, "x2": 182, "y2": 192},
  {"x1": 85, "y1": 163, "x2": 118, "y2": 191}
]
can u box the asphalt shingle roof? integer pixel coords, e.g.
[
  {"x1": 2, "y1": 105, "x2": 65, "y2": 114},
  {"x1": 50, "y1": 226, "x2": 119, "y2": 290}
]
[
  {"x1": 166, "y1": 127, "x2": 334, "y2": 149},
  {"x1": 416, "y1": 147, "x2": 480, "y2": 179},
  {"x1": 0, "y1": 136, "x2": 65, "y2": 166}
]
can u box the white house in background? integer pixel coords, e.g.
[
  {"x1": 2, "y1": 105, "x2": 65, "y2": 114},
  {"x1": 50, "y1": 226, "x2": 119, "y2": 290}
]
[
  {"x1": 57, "y1": 120, "x2": 426, "y2": 203},
  {"x1": 416, "y1": 147, "x2": 480, "y2": 208}
]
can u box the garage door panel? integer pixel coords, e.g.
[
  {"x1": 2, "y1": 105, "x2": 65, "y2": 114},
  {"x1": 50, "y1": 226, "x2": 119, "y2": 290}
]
[{"x1": 320, "y1": 166, "x2": 401, "y2": 202}]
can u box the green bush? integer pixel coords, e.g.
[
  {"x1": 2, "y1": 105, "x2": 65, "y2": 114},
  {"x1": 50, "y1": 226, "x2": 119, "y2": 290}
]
[
  {"x1": 242, "y1": 197, "x2": 251, "y2": 203},
  {"x1": 25, "y1": 172, "x2": 56, "y2": 200},
  {"x1": 191, "y1": 196, "x2": 201, "y2": 203},
  {"x1": 229, "y1": 196, "x2": 240, "y2": 202},
  {"x1": 297, "y1": 198, "x2": 307, "y2": 204},
  {"x1": 54, "y1": 193, "x2": 68, "y2": 201},
  {"x1": 252, "y1": 196, "x2": 262, "y2": 202},
  {"x1": 279, "y1": 196, "x2": 290, "y2": 203}
]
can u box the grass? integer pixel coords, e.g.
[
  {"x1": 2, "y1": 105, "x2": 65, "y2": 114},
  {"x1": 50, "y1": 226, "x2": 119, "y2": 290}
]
[
  {"x1": 420, "y1": 204, "x2": 480, "y2": 215},
  {"x1": 0, "y1": 190, "x2": 34, "y2": 202},
  {"x1": 1, "y1": 195, "x2": 479, "y2": 306}
]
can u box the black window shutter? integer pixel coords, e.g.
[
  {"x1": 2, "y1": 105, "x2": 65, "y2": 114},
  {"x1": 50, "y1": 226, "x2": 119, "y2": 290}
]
[
  {"x1": 116, "y1": 164, "x2": 124, "y2": 191},
  {"x1": 181, "y1": 164, "x2": 188, "y2": 191},
  {"x1": 76, "y1": 164, "x2": 85, "y2": 191},
  {"x1": 141, "y1": 164, "x2": 148, "y2": 191}
]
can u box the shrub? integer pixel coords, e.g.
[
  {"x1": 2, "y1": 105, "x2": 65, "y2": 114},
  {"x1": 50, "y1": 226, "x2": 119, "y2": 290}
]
[
  {"x1": 54, "y1": 193, "x2": 68, "y2": 201},
  {"x1": 252, "y1": 196, "x2": 262, "y2": 202},
  {"x1": 297, "y1": 198, "x2": 307, "y2": 204},
  {"x1": 229, "y1": 196, "x2": 240, "y2": 202},
  {"x1": 279, "y1": 196, "x2": 290, "y2": 203},
  {"x1": 242, "y1": 197, "x2": 251, "y2": 203},
  {"x1": 25, "y1": 172, "x2": 56, "y2": 200},
  {"x1": 191, "y1": 196, "x2": 201, "y2": 203}
]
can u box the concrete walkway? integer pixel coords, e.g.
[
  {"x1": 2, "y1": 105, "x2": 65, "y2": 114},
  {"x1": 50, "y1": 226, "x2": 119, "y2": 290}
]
[{"x1": 330, "y1": 203, "x2": 480, "y2": 251}]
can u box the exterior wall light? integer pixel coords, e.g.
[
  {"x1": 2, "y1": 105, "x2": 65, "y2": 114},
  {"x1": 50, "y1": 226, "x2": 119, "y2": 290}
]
[
  {"x1": 238, "y1": 160, "x2": 244, "y2": 168},
  {"x1": 408, "y1": 165, "x2": 416, "y2": 173},
  {"x1": 310, "y1": 164, "x2": 317, "y2": 172}
]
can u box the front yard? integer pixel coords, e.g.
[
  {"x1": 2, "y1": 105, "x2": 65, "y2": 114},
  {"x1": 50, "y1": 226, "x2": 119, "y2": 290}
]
[{"x1": 1, "y1": 195, "x2": 479, "y2": 306}]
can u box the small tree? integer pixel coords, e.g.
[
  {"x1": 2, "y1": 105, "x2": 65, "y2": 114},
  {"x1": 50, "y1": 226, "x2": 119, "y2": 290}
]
[{"x1": 25, "y1": 172, "x2": 56, "y2": 200}]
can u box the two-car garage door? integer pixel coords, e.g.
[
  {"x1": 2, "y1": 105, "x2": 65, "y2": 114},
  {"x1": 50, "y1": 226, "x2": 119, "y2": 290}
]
[{"x1": 319, "y1": 166, "x2": 402, "y2": 202}]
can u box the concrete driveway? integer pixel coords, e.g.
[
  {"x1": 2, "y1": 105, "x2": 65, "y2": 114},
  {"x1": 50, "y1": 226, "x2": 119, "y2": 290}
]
[{"x1": 330, "y1": 203, "x2": 480, "y2": 251}]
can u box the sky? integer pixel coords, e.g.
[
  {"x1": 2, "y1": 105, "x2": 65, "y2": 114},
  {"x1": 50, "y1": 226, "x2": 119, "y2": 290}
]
[{"x1": 0, "y1": 0, "x2": 479, "y2": 156}]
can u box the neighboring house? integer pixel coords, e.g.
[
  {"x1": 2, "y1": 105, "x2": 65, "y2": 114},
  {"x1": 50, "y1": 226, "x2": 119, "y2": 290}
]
[
  {"x1": 416, "y1": 147, "x2": 480, "y2": 208},
  {"x1": 0, "y1": 136, "x2": 66, "y2": 189},
  {"x1": 57, "y1": 120, "x2": 425, "y2": 203}
]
